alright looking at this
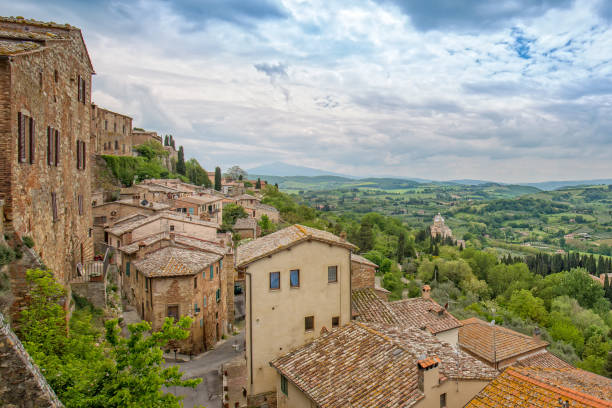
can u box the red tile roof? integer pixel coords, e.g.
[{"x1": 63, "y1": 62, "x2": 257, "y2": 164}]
[
  {"x1": 515, "y1": 351, "x2": 573, "y2": 369},
  {"x1": 351, "y1": 288, "x2": 397, "y2": 324},
  {"x1": 390, "y1": 297, "x2": 462, "y2": 334},
  {"x1": 465, "y1": 366, "x2": 612, "y2": 407},
  {"x1": 271, "y1": 322, "x2": 497, "y2": 408},
  {"x1": 459, "y1": 317, "x2": 548, "y2": 364}
]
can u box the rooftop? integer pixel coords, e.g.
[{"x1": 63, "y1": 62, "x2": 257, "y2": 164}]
[
  {"x1": 465, "y1": 366, "x2": 612, "y2": 407},
  {"x1": 459, "y1": 317, "x2": 548, "y2": 364},
  {"x1": 236, "y1": 224, "x2": 356, "y2": 268},
  {"x1": 390, "y1": 297, "x2": 462, "y2": 334},
  {"x1": 119, "y1": 232, "x2": 226, "y2": 256},
  {"x1": 95, "y1": 198, "x2": 170, "y2": 211},
  {"x1": 351, "y1": 253, "x2": 379, "y2": 268},
  {"x1": 176, "y1": 195, "x2": 222, "y2": 205},
  {"x1": 515, "y1": 350, "x2": 573, "y2": 369},
  {"x1": 351, "y1": 288, "x2": 461, "y2": 334},
  {"x1": 133, "y1": 247, "x2": 221, "y2": 278},
  {"x1": 235, "y1": 194, "x2": 261, "y2": 201},
  {"x1": 106, "y1": 211, "x2": 218, "y2": 236},
  {"x1": 271, "y1": 321, "x2": 497, "y2": 408}
]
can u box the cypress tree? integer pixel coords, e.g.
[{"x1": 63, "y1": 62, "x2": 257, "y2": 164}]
[
  {"x1": 214, "y1": 167, "x2": 222, "y2": 191},
  {"x1": 256, "y1": 178, "x2": 262, "y2": 189},
  {"x1": 176, "y1": 146, "x2": 186, "y2": 175},
  {"x1": 164, "y1": 135, "x2": 169, "y2": 146},
  {"x1": 397, "y1": 232, "x2": 406, "y2": 263},
  {"x1": 605, "y1": 351, "x2": 612, "y2": 378}
]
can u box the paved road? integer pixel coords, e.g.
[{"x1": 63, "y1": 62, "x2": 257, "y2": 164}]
[{"x1": 167, "y1": 331, "x2": 245, "y2": 408}]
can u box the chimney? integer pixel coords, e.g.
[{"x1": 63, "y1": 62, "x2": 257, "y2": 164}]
[
  {"x1": 132, "y1": 195, "x2": 140, "y2": 205},
  {"x1": 422, "y1": 284, "x2": 431, "y2": 300},
  {"x1": 417, "y1": 356, "x2": 441, "y2": 393},
  {"x1": 533, "y1": 326, "x2": 542, "y2": 341},
  {"x1": 340, "y1": 231, "x2": 347, "y2": 240}
]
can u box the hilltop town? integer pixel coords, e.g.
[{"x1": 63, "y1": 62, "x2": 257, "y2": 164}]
[{"x1": 0, "y1": 16, "x2": 611, "y2": 408}]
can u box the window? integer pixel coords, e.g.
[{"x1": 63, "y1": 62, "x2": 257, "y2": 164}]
[
  {"x1": 200, "y1": 318, "x2": 203, "y2": 328},
  {"x1": 77, "y1": 75, "x2": 86, "y2": 104},
  {"x1": 28, "y1": 117, "x2": 35, "y2": 164},
  {"x1": 280, "y1": 375, "x2": 288, "y2": 396},
  {"x1": 47, "y1": 126, "x2": 54, "y2": 166},
  {"x1": 220, "y1": 259, "x2": 223, "y2": 269},
  {"x1": 54, "y1": 129, "x2": 60, "y2": 166},
  {"x1": 305, "y1": 316, "x2": 314, "y2": 331},
  {"x1": 114, "y1": 123, "x2": 117, "y2": 132},
  {"x1": 123, "y1": 124, "x2": 126, "y2": 134},
  {"x1": 328, "y1": 266, "x2": 338, "y2": 283},
  {"x1": 194, "y1": 276, "x2": 197, "y2": 288},
  {"x1": 104, "y1": 120, "x2": 108, "y2": 130},
  {"x1": 145, "y1": 278, "x2": 148, "y2": 292},
  {"x1": 203, "y1": 295, "x2": 207, "y2": 307},
  {"x1": 188, "y1": 207, "x2": 194, "y2": 215},
  {"x1": 216, "y1": 288, "x2": 220, "y2": 303},
  {"x1": 76, "y1": 140, "x2": 86, "y2": 170},
  {"x1": 194, "y1": 302, "x2": 200, "y2": 314},
  {"x1": 76, "y1": 140, "x2": 81, "y2": 169},
  {"x1": 290, "y1": 269, "x2": 300, "y2": 288},
  {"x1": 126, "y1": 261, "x2": 131, "y2": 277},
  {"x1": 440, "y1": 393, "x2": 447, "y2": 408},
  {"x1": 167, "y1": 305, "x2": 179, "y2": 321},
  {"x1": 17, "y1": 112, "x2": 26, "y2": 163},
  {"x1": 170, "y1": 225, "x2": 175, "y2": 231},
  {"x1": 332, "y1": 316, "x2": 340, "y2": 328},
  {"x1": 51, "y1": 192, "x2": 58, "y2": 222},
  {"x1": 269, "y1": 272, "x2": 280, "y2": 290},
  {"x1": 210, "y1": 265, "x2": 214, "y2": 280},
  {"x1": 115, "y1": 140, "x2": 119, "y2": 150}
]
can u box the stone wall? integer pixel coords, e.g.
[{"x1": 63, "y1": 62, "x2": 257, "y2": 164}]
[
  {"x1": 0, "y1": 312, "x2": 63, "y2": 408},
  {"x1": 91, "y1": 105, "x2": 132, "y2": 156},
  {"x1": 0, "y1": 22, "x2": 94, "y2": 287},
  {"x1": 351, "y1": 260, "x2": 376, "y2": 290},
  {"x1": 70, "y1": 280, "x2": 106, "y2": 309}
]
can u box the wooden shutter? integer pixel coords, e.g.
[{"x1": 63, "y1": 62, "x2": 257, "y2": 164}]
[
  {"x1": 47, "y1": 127, "x2": 53, "y2": 166},
  {"x1": 82, "y1": 141, "x2": 86, "y2": 169},
  {"x1": 82, "y1": 78, "x2": 86, "y2": 104},
  {"x1": 78, "y1": 195, "x2": 83, "y2": 216},
  {"x1": 51, "y1": 192, "x2": 57, "y2": 222},
  {"x1": 18, "y1": 112, "x2": 26, "y2": 163},
  {"x1": 28, "y1": 117, "x2": 35, "y2": 164},
  {"x1": 54, "y1": 130, "x2": 60, "y2": 166},
  {"x1": 76, "y1": 140, "x2": 81, "y2": 169}
]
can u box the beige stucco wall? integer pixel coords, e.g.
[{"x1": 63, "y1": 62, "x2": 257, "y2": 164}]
[
  {"x1": 276, "y1": 374, "x2": 317, "y2": 408},
  {"x1": 245, "y1": 240, "x2": 352, "y2": 396},
  {"x1": 435, "y1": 328, "x2": 459, "y2": 346},
  {"x1": 415, "y1": 377, "x2": 489, "y2": 408}
]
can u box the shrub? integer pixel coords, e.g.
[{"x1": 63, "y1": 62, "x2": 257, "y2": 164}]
[
  {"x1": 22, "y1": 236, "x2": 34, "y2": 248},
  {"x1": 0, "y1": 244, "x2": 15, "y2": 266}
]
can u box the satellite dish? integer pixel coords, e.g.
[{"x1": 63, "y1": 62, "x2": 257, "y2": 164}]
[{"x1": 141, "y1": 199, "x2": 149, "y2": 206}]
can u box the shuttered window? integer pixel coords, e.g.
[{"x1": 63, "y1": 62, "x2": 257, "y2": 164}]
[
  {"x1": 82, "y1": 142, "x2": 86, "y2": 169},
  {"x1": 78, "y1": 195, "x2": 83, "y2": 216},
  {"x1": 47, "y1": 126, "x2": 53, "y2": 166},
  {"x1": 54, "y1": 130, "x2": 60, "y2": 166},
  {"x1": 126, "y1": 261, "x2": 130, "y2": 277},
  {"x1": 17, "y1": 112, "x2": 26, "y2": 163},
  {"x1": 28, "y1": 117, "x2": 35, "y2": 164},
  {"x1": 51, "y1": 192, "x2": 58, "y2": 222},
  {"x1": 76, "y1": 140, "x2": 81, "y2": 169},
  {"x1": 81, "y1": 77, "x2": 86, "y2": 104},
  {"x1": 77, "y1": 76, "x2": 82, "y2": 102}
]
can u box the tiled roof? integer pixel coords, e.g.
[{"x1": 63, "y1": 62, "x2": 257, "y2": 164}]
[
  {"x1": 352, "y1": 289, "x2": 460, "y2": 334},
  {"x1": 236, "y1": 224, "x2": 356, "y2": 267},
  {"x1": 465, "y1": 366, "x2": 612, "y2": 407},
  {"x1": 118, "y1": 232, "x2": 226, "y2": 256},
  {"x1": 515, "y1": 351, "x2": 573, "y2": 369},
  {"x1": 255, "y1": 203, "x2": 279, "y2": 212},
  {"x1": 133, "y1": 247, "x2": 221, "y2": 278},
  {"x1": 107, "y1": 211, "x2": 218, "y2": 236},
  {"x1": 95, "y1": 199, "x2": 170, "y2": 211},
  {"x1": 234, "y1": 217, "x2": 257, "y2": 229},
  {"x1": 176, "y1": 195, "x2": 221, "y2": 205},
  {"x1": 351, "y1": 253, "x2": 378, "y2": 267},
  {"x1": 390, "y1": 297, "x2": 462, "y2": 334},
  {"x1": 271, "y1": 322, "x2": 497, "y2": 408},
  {"x1": 0, "y1": 16, "x2": 75, "y2": 30},
  {"x1": 0, "y1": 38, "x2": 41, "y2": 55},
  {"x1": 351, "y1": 288, "x2": 398, "y2": 324},
  {"x1": 459, "y1": 318, "x2": 548, "y2": 364},
  {"x1": 235, "y1": 194, "x2": 260, "y2": 201},
  {"x1": 110, "y1": 212, "x2": 148, "y2": 227}
]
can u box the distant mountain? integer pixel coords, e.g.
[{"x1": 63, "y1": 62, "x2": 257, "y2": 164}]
[
  {"x1": 448, "y1": 179, "x2": 500, "y2": 186},
  {"x1": 247, "y1": 162, "x2": 353, "y2": 178},
  {"x1": 522, "y1": 179, "x2": 612, "y2": 191}
]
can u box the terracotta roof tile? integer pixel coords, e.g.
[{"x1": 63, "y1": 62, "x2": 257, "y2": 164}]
[
  {"x1": 352, "y1": 288, "x2": 398, "y2": 324},
  {"x1": 390, "y1": 297, "x2": 462, "y2": 334},
  {"x1": 107, "y1": 211, "x2": 217, "y2": 236},
  {"x1": 236, "y1": 224, "x2": 356, "y2": 267},
  {"x1": 271, "y1": 322, "x2": 497, "y2": 408},
  {"x1": 234, "y1": 217, "x2": 257, "y2": 229},
  {"x1": 515, "y1": 351, "x2": 573, "y2": 369},
  {"x1": 133, "y1": 247, "x2": 221, "y2": 278},
  {"x1": 465, "y1": 366, "x2": 612, "y2": 407},
  {"x1": 351, "y1": 253, "x2": 379, "y2": 267},
  {"x1": 459, "y1": 318, "x2": 548, "y2": 364}
]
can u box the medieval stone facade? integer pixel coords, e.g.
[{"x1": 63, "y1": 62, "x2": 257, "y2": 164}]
[
  {"x1": 0, "y1": 17, "x2": 94, "y2": 287},
  {"x1": 90, "y1": 104, "x2": 132, "y2": 156},
  {"x1": 132, "y1": 129, "x2": 162, "y2": 146}
]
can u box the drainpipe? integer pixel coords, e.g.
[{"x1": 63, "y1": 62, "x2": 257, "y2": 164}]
[{"x1": 245, "y1": 270, "x2": 253, "y2": 386}]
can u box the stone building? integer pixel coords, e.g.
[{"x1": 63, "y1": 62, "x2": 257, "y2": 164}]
[
  {"x1": 233, "y1": 216, "x2": 260, "y2": 239},
  {"x1": 90, "y1": 104, "x2": 132, "y2": 156},
  {"x1": 132, "y1": 128, "x2": 162, "y2": 146},
  {"x1": 271, "y1": 321, "x2": 497, "y2": 408},
  {"x1": 174, "y1": 195, "x2": 223, "y2": 225},
  {"x1": 92, "y1": 198, "x2": 169, "y2": 245},
  {"x1": 119, "y1": 233, "x2": 234, "y2": 353},
  {"x1": 236, "y1": 224, "x2": 356, "y2": 406},
  {"x1": 0, "y1": 17, "x2": 94, "y2": 287},
  {"x1": 431, "y1": 213, "x2": 452, "y2": 239},
  {"x1": 119, "y1": 183, "x2": 180, "y2": 205}
]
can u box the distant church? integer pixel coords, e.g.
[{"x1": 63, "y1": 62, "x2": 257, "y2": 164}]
[{"x1": 431, "y1": 213, "x2": 453, "y2": 239}]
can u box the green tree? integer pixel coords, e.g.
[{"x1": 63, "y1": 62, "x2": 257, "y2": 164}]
[
  {"x1": 256, "y1": 178, "x2": 262, "y2": 189},
  {"x1": 185, "y1": 159, "x2": 211, "y2": 187},
  {"x1": 176, "y1": 146, "x2": 186, "y2": 175},
  {"x1": 605, "y1": 351, "x2": 612, "y2": 377},
  {"x1": 214, "y1": 166, "x2": 222, "y2": 191},
  {"x1": 258, "y1": 214, "x2": 274, "y2": 235},
  {"x1": 134, "y1": 140, "x2": 168, "y2": 161},
  {"x1": 222, "y1": 203, "x2": 248, "y2": 229},
  {"x1": 508, "y1": 289, "x2": 549, "y2": 325},
  {"x1": 397, "y1": 232, "x2": 406, "y2": 263}
]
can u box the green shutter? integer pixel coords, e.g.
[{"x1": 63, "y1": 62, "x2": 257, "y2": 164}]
[
  {"x1": 203, "y1": 295, "x2": 207, "y2": 307},
  {"x1": 216, "y1": 288, "x2": 220, "y2": 302},
  {"x1": 210, "y1": 265, "x2": 214, "y2": 280},
  {"x1": 126, "y1": 262, "x2": 130, "y2": 277}
]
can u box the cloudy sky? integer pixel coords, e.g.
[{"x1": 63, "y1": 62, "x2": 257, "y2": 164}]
[{"x1": 7, "y1": 0, "x2": 612, "y2": 182}]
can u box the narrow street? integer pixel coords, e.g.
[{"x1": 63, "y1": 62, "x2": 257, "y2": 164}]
[{"x1": 166, "y1": 331, "x2": 245, "y2": 408}]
